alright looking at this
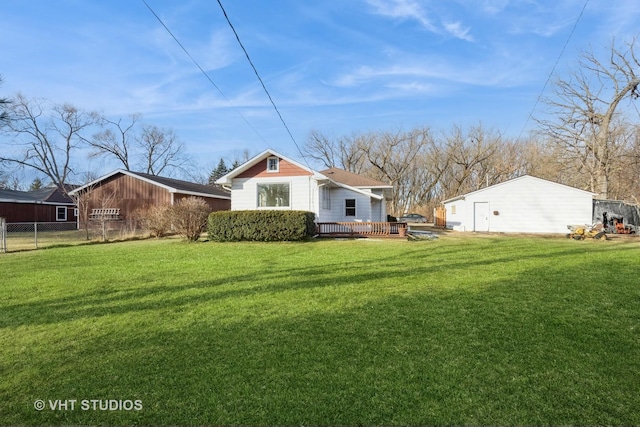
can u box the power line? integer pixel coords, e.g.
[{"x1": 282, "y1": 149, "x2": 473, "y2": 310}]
[
  {"x1": 215, "y1": 0, "x2": 310, "y2": 166},
  {"x1": 516, "y1": 0, "x2": 590, "y2": 143},
  {"x1": 141, "y1": 0, "x2": 271, "y2": 148}
]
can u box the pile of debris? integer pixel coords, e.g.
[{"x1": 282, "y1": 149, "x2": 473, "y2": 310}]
[{"x1": 593, "y1": 199, "x2": 639, "y2": 235}]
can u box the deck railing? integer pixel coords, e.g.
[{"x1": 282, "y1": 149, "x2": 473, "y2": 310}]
[{"x1": 316, "y1": 221, "x2": 406, "y2": 237}]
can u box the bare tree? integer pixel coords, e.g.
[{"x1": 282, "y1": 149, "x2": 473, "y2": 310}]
[
  {"x1": 0, "y1": 75, "x2": 10, "y2": 127},
  {"x1": 604, "y1": 122, "x2": 640, "y2": 200},
  {"x1": 71, "y1": 180, "x2": 120, "y2": 241},
  {"x1": 359, "y1": 127, "x2": 434, "y2": 216},
  {"x1": 438, "y1": 123, "x2": 501, "y2": 198},
  {"x1": 303, "y1": 130, "x2": 368, "y2": 173},
  {"x1": 87, "y1": 114, "x2": 190, "y2": 176},
  {"x1": 137, "y1": 124, "x2": 188, "y2": 176},
  {"x1": 537, "y1": 37, "x2": 640, "y2": 198},
  {"x1": 1, "y1": 94, "x2": 96, "y2": 191},
  {"x1": 88, "y1": 113, "x2": 140, "y2": 170}
]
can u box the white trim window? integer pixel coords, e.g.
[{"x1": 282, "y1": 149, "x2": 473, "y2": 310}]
[
  {"x1": 320, "y1": 186, "x2": 331, "y2": 209},
  {"x1": 257, "y1": 183, "x2": 290, "y2": 207},
  {"x1": 267, "y1": 157, "x2": 279, "y2": 173},
  {"x1": 345, "y1": 199, "x2": 356, "y2": 217},
  {"x1": 56, "y1": 206, "x2": 67, "y2": 221}
]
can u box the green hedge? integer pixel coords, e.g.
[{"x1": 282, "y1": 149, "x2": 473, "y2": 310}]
[{"x1": 207, "y1": 210, "x2": 316, "y2": 242}]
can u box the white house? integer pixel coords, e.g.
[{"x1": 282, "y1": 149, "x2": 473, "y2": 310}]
[
  {"x1": 442, "y1": 175, "x2": 595, "y2": 234},
  {"x1": 216, "y1": 149, "x2": 393, "y2": 222}
]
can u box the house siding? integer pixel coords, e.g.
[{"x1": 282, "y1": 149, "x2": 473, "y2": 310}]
[
  {"x1": 81, "y1": 174, "x2": 172, "y2": 221},
  {"x1": 237, "y1": 158, "x2": 313, "y2": 179},
  {"x1": 174, "y1": 193, "x2": 230, "y2": 211},
  {"x1": 0, "y1": 202, "x2": 76, "y2": 223},
  {"x1": 231, "y1": 176, "x2": 315, "y2": 213},
  {"x1": 444, "y1": 176, "x2": 593, "y2": 233},
  {"x1": 321, "y1": 187, "x2": 374, "y2": 222}
]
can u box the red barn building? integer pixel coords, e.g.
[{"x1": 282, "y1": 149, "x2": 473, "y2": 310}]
[{"x1": 69, "y1": 170, "x2": 231, "y2": 229}]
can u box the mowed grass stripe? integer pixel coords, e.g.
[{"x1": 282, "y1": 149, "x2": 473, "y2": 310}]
[{"x1": 1, "y1": 236, "x2": 639, "y2": 425}]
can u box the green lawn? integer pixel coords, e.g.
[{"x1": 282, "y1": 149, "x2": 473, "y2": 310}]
[{"x1": 1, "y1": 235, "x2": 639, "y2": 425}]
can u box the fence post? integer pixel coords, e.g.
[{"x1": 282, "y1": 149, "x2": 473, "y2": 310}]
[
  {"x1": 34, "y1": 221, "x2": 38, "y2": 249},
  {"x1": 0, "y1": 217, "x2": 6, "y2": 253}
]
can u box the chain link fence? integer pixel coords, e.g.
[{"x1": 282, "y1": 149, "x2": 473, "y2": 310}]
[{"x1": 0, "y1": 220, "x2": 148, "y2": 253}]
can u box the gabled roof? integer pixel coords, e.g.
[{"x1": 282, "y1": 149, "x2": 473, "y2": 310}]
[
  {"x1": 0, "y1": 186, "x2": 75, "y2": 205},
  {"x1": 69, "y1": 170, "x2": 230, "y2": 199},
  {"x1": 30, "y1": 185, "x2": 78, "y2": 203},
  {"x1": 215, "y1": 149, "x2": 323, "y2": 185},
  {"x1": 319, "y1": 167, "x2": 392, "y2": 189},
  {"x1": 442, "y1": 175, "x2": 596, "y2": 204},
  {"x1": 0, "y1": 188, "x2": 38, "y2": 203}
]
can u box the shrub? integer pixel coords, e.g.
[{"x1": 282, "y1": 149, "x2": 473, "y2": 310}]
[
  {"x1": 208, "y1": 210, "x2": 316, "y2": 242},
  {"x1": 133, "y1": 198, "x2": 210, "y2": 241},
  {"x1": 169, "y1": 197, "x2": 210, "y2": 242},
  {"x1": 133, "y1": 204, "x2": 172, "y2": 238}
]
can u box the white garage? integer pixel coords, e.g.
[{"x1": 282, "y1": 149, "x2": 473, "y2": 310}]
[{"x1": 442, "y1": 175, "x2": 595, "y2": 234}]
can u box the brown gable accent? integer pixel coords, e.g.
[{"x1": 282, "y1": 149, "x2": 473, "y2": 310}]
[{"x1": 237, "y1": 157, "x2": 312, "y2": 178}]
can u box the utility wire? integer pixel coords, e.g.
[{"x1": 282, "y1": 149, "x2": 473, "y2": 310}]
[
  {"x1": 516, "y1": 0, "x2": 590, "y2": 143},
  {"x1": 141, "y1": 0, "x2": 271, "y2": 147},
  {"x1": 215, "y1": 0, "x2": 310, "y2": 167}
]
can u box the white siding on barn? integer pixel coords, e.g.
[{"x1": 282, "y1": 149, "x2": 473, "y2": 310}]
[
  {"x1": 444, "y1": 176, "x2": 594, "y2": 233},
  {"x1": 444, "y1": 200, "x2": 467, "y2": 231}
]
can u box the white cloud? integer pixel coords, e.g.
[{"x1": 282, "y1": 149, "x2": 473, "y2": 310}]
[
  {"x1": 479, "y1": 0, "x2": 511, "y2": 15},
  {"x1": 384, "y1": 81, "x2": 435, "y2": 93},
  {"x1": 363, "y1": 0, "x2": 474, "y2": 42},
  {"x1": 364, "y1": 0, "x2": 437, "y2": 31},
  {"x1": 443, "y1": 21, "x2": 474, "y2": 41}
]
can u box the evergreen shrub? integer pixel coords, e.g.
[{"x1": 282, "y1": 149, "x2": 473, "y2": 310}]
[{"x1": 207, "y1": 210, "x2": 316, "y2": 242}]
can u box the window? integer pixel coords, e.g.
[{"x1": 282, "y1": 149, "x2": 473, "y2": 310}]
[
  {"x1": 56, "y1": 206, "x2": 67, "y2": 221},
  {"x1": 267, "y1": 157, "x2": 279, "y2": 173},
  {"x1": 257, "y1": 183, "x2": 290, "y2": 207},
  {"x1": 320, "y1": 186, "x2": 331, "y2": 209},
  {"x1": 345, "y1": 199, "x2": 356, "y2": 216},
  {"x1": 451, "y1": 205, "x2": 457, "y2": 215}
]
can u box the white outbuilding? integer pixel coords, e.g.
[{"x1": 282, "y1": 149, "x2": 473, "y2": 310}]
[{"x1": 442, "y1": 175, "x2": 596, "y2": 234}]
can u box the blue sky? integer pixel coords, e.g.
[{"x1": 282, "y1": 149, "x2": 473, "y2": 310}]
[{"x1": 2, "y1": 0, "x2": 640, "y2": 176}]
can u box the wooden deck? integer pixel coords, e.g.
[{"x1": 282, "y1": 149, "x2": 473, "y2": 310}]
[{"x1": 316, "y1": 221, "x2": 407, "y2": 237}]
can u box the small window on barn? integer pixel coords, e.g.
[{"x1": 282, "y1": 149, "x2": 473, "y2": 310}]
[
  {"x1": 56, "y1": 206, "x2": 67, "y2": 221},
  {"x1": 451, "y1": 205, "x2": 457, "y2": 215},
  {"x1": 345, "y1": 199, "x2": 356, "y2": 217},
  {"x1": 267, "y1": 157, "x2": 279, "y2": 173}
]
